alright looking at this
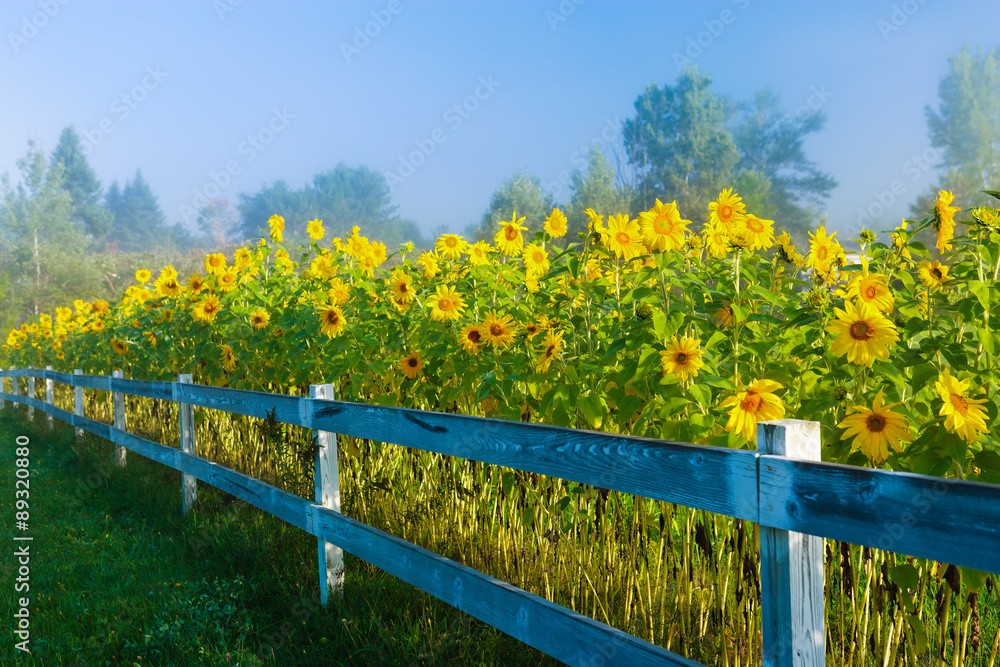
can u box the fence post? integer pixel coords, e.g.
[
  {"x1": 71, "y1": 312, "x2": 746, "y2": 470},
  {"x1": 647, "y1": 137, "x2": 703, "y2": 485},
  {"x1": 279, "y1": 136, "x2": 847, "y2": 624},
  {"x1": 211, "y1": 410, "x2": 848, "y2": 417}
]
[
  {"x1": 73, "y1": 369, "x2": 83, "y2": 438},
  {"x1": 177, "y1": 373, "x2": 197, "y2": 515},
  {"x1": 45, "y1": 365, "x2": 54, "y2": 430},
  {"x1": 0, "y1": 368, "x2": 5, "y2": 410},
  {"x1": 758, "y1": 420, "x2": 825, "y2": 667},
  {"x1": 112, "y1": 370, "x2": 127, "y2": 467},
  {"x1": 27, "y1": 365, "x2": 35, "y2": 421},
  {"x1": 310, "y1": 383, "x2": 344, "y2": 604}
]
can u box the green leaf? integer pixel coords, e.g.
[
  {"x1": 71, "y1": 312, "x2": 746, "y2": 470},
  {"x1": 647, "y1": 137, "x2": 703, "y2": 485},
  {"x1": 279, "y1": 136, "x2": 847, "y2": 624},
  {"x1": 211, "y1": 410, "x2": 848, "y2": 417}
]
[
  {"x1": 978, "y1": 327, "x2": 995, "y2": 356},
  {"x1": 577, "y1": 394, "x2": 605, "y2": 429},
  {"x1": 975, "y1": 448, "x2": 1000, "y2": 472},
  {"x1": 889, "y1": 563, "x2": 920, "y2": 592},
  {"x1": 906, "y1": 616, "x2": 928, "y2": 654},
  {"x1": 968, "y1": 280, "x2": 991, "y2": 310},
  {"x1": 961, "y1": 567, "x2": 989, "y2": 593},
  {"x1": 501, "y1": 471, "x2": 515, "y2": 497}
]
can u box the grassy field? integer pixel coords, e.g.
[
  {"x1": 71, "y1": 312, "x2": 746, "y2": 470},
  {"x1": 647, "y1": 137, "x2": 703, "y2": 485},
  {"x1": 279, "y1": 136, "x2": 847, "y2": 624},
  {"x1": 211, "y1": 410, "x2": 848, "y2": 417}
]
[{"x1": 0, "y1": 405, "x2": 561, "y2": 666}]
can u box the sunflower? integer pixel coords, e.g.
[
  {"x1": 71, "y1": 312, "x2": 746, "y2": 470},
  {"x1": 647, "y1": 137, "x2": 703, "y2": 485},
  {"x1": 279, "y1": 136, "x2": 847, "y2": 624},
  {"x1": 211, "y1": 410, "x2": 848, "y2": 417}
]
[
  {"x1": 826, "y1": 300, "x2": 899, "y2": 366},
  {"x1": 205, "y1": 253, "x2": 227, "y2": 276},
  {"x1": 659, "y1": 337, "x2": 704, "y2": 383},
  {"x1": 712, "y1": 304, "x2": 734, "y2": 328},
  {"x1": 605, "y1": 213, "x2": 646, "y2": 261},
  {"x1": 846, "y1": 272, "x2": 894, "y2": 313},
  {"x1": 742, "y1": 215, "x2": 775, "y2": 251},
  {"x1": 435, "y1": 233, "x2": 468, "y2": 260},
  {"x1": 135, "y1": 269, "x2": 152, "y2": 283},
  {"x1": 918, "y1": 260, "x2": 950, "y2": 289},
  {"x1": 399, "y1": 351, "x2": 423, "y2": 379},
  {"x1": 327, "y1": 278, "x2": 351, "y2": 306},
  {"x1": 110, "y1": 338, "x2": 128, "y2": 356},
  {"x1": 703, "y1": 222, "x2": 731, "y2": 259},
  {"x1": 467, "y1": 241, "x2": 492, "y2": 266},
  {"x1": 154, "y1": 276, "x2": 182, "y2": 298},
  {"x1": 720, "y1": 379, "x2": 785, "y2": 443},
  {"x1": 417, "y1": 252, "x2": 439, "y2": 279},
  {"x1": 213, "y1": 270, "x2": 237, "y2": 293},
  {"x1": 460, "y1": 324, "x2": 484, "y2": 354},
  {"x1": 143, "y1": 331, "x2": 156, "y2": 347},
  {"x1": 427, "y1": 285, "x2": 466, "y2": 322},
  {"x1": 494, "y1": 211, "x2": 528, "y2": 256},
  {"x1": 522, "y1": 243, "x2": 550, "y2": 275},
  {"x1": 708, "y1": 188, "x2": 746, "y2": 230},
  {"x1": 935, "y1": 369, "x2": 989, "y2": 444},
  {"x1": 306, "y1": 218, "x2": 325, "y2": 241},
  {"x1": 775, "y1": 231, "x2": 804, "y2": 267},
  {"x1": 192, "y1": 295, "x2": 222, "y2": 323},
  {"x1": 838, "y1": 388, "x2": 912, "y2": 464},
  {"x1": 638, "y1": 199, "x2": 690, "y2": 252},
  {"x1": 806, "y1": 226, "x2": 844, "y2": 273},
  {"x1": 481, "y1": 310, "x2": 516, "y2": 348},
  {"x1": 388, "y1": 270, "x2": 414, "y2": 305},
  {"x1": 159, "y1": 265, "x2": 178, "y2": 281},
  {"x1": 221, "y1": 344, "x2": 237, "y2": 372},
  {"x1": 544, "y1": 208, "x2": 568, "y2": 238},
  {"x1": 268, "y1": 214, "x2": 285, "y2": 243},
  {"x1": 535, "y1": 330, "x2": 565, "y2": 373},
  {"x1": 933, "y1": 190, "x2": 960, "y2": 253},
  {"x1": 182, "y1": 273, "x2": 205, "y2": 294},
  {"x1": 249, "y1": 308, "x2": 270, "y2": 330},
  {"x1": 318, "y1": 305, "x2": 347, "y2": 338}
]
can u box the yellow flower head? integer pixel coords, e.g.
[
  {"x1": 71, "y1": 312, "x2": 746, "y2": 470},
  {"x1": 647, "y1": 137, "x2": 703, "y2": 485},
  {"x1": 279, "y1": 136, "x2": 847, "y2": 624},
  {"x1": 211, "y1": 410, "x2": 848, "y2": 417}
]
[
  {"x1": 204, "y1": 253, "x2": 227, "y2": 276},
  {"x1": 399, "y1": 351, "x2": 423, "y2": 379},
  {"x1": 318, "y1": 305, "x2": 347, "y2": 338},
  {"x1": 427, "y1": 285, "x2": 466, "y2": 322},
  {"x1": 249, "y1": 308, "x2": 270, "y2": 330},
  {"x1": 459, "y1": 324, "x2": 484, "y2": 354},
  {"x1": 935, "y1": 369, "x2": 989, "y2": 444},
  {"x1": 468, "y1": 241, "x2": 492, "y2": 266},
  {"x1": 933, "y1": 190, "x2": 960, "y2": 253},
  {"x1": 221, "y1": 344, "x2": 236, "y2": 372},
  {"x1": 639, "y1": 199, "x2": 690, "y2": 253},
  {"x1": 482, "y1": 310, "x2": 516, "y2": 349},
  {"x1": 806, "y1": 226, "x2": 844, "y2": 274},
  {"x1": 544, "y1": 208, "x2": 568, "y2": 238},
  {"x1": 268, "y1": 214, "x2": 285, "y2": 243},
  {"x1": 306, "y1": 218, "x2": 325, "y2": 241},
  {"x1": 720, "y1": 379, "x2": 785, "y2": 443},
  {"x1": 846, "y1": 271, "x2": 894, "y2": 313},
  {"x1": 659, "y1": 337, "x2": 704, "y2": 383},
  {"x1": 838, "y1": 388, "x2": 912, "y2": 464},
  {"x1": 775, "y1": 232, "x2": 803, "y2": 267},
  {"x1": 388, "y1": 269, "x2": 414, "y2": 305},
  {"x1": 494, "y1": 211, "x2": 528, "y2": 256},
  {"x1": 826, "y1": 300, "x2": 899, "y2": 366},
  {"x1": 192, "y1": 295, "x2": 222, "y2": 323},
  {"x1": 605, "y1": 213, "x2": 646, "y2": 261},
  {"x1": 918, "y1": 260, "x2": 949, "y2": 289},
  {"x1": 135, "y1": 269, "x2": 152, "y2": 283},
  {"x1": 522, "y1": 243, "x2": 550, "y2": 275},
  {"x1": 535, "y1": 330, "x2": 565, "y2": 373},
  {"x1": 417, "y1": 251, "x2": 439, "y2": 279},
  {"x1": 435, "y1": 233, "x2": 468, "y2": 260},
  {"x1": 708, "y1": 188, "x2": 747, "y2": 230}
]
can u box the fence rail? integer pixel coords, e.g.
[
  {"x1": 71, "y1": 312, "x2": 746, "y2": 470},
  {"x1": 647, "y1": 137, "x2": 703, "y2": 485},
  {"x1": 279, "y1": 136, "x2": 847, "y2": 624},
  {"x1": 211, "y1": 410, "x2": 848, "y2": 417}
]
[{"x1": 1, "y1": 367, "x2": 998, "y2": 666}]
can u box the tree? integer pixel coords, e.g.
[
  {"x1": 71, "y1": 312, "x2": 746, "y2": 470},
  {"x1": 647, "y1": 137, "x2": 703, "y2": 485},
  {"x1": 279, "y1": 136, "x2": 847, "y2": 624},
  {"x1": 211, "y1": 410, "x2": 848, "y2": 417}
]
[
  {"x1": 49, "y1": 126, "x2": 113, "y2": 239},
  {"x1": 563, "y1": 146, "x2": 631, "y2": 241},
  {"x1": 912, "y1": 44, "x2": 1000, "y2": 218},
  {"x1": 727, "y1": 89, "x2": 836, "y2": 243},
  {"x1": 467, "y1": 170, "x2": 554, "y2": 242},
  {"x1": 0, "y1": 139, "x2": 101, "y2": 331},
  {"x1": 623, "y1": 67, "x2": 739, "y2": 220},
  {"x1": 196, "y1": 196, "x2": 241, "y2": 245},
  {"x1": 107, "y1": 169, "x2": 167, "y2": 252}
]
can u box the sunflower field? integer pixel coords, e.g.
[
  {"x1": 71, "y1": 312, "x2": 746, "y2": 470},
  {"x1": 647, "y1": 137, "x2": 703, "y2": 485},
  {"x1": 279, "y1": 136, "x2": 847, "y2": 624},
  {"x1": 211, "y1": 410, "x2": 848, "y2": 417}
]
[{"x1": 4, "y1": 188, "x2": 1000, "y2": 665}]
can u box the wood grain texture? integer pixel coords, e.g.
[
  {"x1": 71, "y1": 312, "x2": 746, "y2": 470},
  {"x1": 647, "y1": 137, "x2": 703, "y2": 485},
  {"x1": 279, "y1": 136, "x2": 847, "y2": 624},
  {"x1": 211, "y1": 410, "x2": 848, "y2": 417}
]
[
  {"x1": 176, "y1": 374, "x2": 197, "y2": 515},
  {"x1": 109, "y1": 376, "x2": 174, "y2": 400},
  {"x1": 27, "y1": 366, "x2": 34, "y2": 420},
  {"x1": 0, "y1": 368, "x2": 5, "y2": 409},
  {"x1": 44, "y1": 365, "x2": 54, "y2": 430},
  {"x1": 759, "y1": 456, "x2": 1000, "y2": 574},
  {"x1": 758, "y1": 421, "x2": 824, "y2": 667},
  {"x1": 112, "y1": 370, "x2": 127, "y2": 467},
  {"x1": 310, "y1": 383, "x2": 344, "y2": 605},
  {"x1": 73, "y1": 369, "x2": 84, "y2": 438}
]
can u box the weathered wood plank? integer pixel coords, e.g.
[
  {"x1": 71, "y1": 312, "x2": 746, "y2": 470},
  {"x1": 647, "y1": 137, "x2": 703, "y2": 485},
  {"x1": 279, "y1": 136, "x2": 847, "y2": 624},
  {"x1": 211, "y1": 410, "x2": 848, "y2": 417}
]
[
  {"x1": 112, "y1": 370, "x2": 127, "y2": 467},
  {"x1": 310, "y1": 383, "x2": 344, "y2": 605},
  {"x1": 757, "y1": 421, "x2": 824, "y2": 667},
  {"x1": 74, "y1": 369, "x2": 84, "y2": 438},
  {"x1": 44, "y1": 365, "x2": 54, "y2": 430},
  {"x1": 176, "y1": 374, "x2": 197, "y2": 515},
  {"x1": 1, "y1": 368, "x2": 6, "y2": 409},
  {"x1": 109, "y1": 376, "x2": 174, "y2": 401},
  {"x1": 174, "y1": 383, "x2": 305, "y2": 426},
  {"x1": 27, "y1": 365, "x2": 35, "y2": 420},
  {"x1": 759, "y1": 456, "x2": 1000, "y2": 574}
]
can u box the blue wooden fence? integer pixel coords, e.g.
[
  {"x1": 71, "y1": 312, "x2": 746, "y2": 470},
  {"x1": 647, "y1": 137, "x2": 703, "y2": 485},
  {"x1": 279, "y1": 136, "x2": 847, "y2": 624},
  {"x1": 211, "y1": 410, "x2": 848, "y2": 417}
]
[{"x1": 1, "y1": 367, "x2": 998, "y2": 666}]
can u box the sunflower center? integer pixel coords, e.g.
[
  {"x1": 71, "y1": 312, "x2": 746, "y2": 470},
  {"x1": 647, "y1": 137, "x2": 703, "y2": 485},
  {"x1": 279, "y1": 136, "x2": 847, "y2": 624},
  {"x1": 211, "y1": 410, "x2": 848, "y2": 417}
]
[
  {"x1": 719, "y1": 204, "x2": 732, "y2": 221},
  {"x1": 505, "y1": 226, "x2": 518, "y2": 241},
  {"x1": 467, "y1": 330, "x2": 481, "y2": 343},
  {"x1": 746, "y1": 218, "x2": 764, "y2": 233},
  {"x1": 865, "y1": 414, "x2": 886, "y2": 432},
  {"x1": 616, "y1": 232, "x2": 631, "y2": 246},
  {"x1": 545, "y1": 345, "x2": 556, "y2": 357},
  {"x1": 490, "y1": 324, "x2": 503, "y2": 336},
  {"x1": 327, "y1": 311, "x2": 340, "y2": 325},
  {"x1": 931, "y1": 268, "x2": 943, "y2": 280},
  {"x1": 675, "y1": 352, "x2": 688, "y2": 364},
  {"x1": 408, "y1": 357, "x2": 418, "y2": 368},
  {"x1": 849, "y1": 321, "x2": 874, "y2": 340},
  {"x1": 438, "y1": 297, "x2": 452, "y2": 310},
  {"x1": 399, "y1": 283, "x2": 408, "y2": 293},
  {"x1": 740, "y1": 391, "x2": 761, "y2": 413},
  {"x1": 446, "y1": 238, "x2": 457, "y2": 247},
  {"x1": 654, "y1": 214, "x2": 673, "y2": 234},
  {"x1": 949, "y1": 393, "x2": 969, "y2": 416},
  {"x1": 864, "y1": 284, "x2": 878, "y2": 300},
  {"x1": 817, "y1": 247, "x2": 828, "y2": 261},
  {"x1": 533, "y1": 251, "x2": 544, "y2": 264}
]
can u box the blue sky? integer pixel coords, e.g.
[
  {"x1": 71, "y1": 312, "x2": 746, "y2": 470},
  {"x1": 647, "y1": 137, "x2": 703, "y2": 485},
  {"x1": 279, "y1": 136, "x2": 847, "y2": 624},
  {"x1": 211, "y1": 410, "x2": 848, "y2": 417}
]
[{"x1": 2, "y1": 0, "x2": 998, "y2": 242}]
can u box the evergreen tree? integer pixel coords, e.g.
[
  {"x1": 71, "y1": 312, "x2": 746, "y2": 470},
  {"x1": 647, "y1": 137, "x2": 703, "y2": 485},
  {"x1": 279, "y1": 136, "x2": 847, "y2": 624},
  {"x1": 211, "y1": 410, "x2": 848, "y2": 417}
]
[
  {"x1": 49, "y1": 126, "x2": 113, "y2": 239},
  {"x1": 108, "y1": 169, "x2": 167, "y2": 252}
]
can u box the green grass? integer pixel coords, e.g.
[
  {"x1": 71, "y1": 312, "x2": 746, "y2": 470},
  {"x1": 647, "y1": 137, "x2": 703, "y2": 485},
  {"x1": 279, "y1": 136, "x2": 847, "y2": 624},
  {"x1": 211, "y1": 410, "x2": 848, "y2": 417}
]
[{"x1": 0, "y1": 405, "x2": 562, "y2": 666}]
